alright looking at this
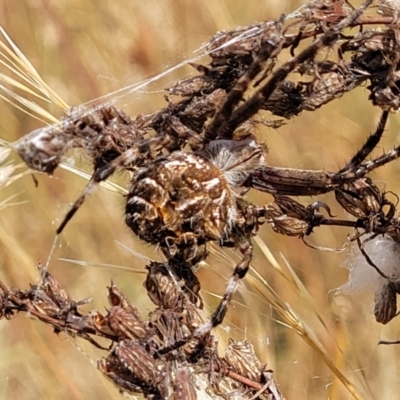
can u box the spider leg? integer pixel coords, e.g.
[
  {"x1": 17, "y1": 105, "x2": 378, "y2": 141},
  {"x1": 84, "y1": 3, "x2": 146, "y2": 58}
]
[
  {"x1": 336, "y1": 143, "x2": 400, "y2": 183},
  {"x1": 225, "y1": 0, "x2": 373, "y2": 136},
  {"x1": 206, "y1": 239, "x2": 253, "y2": 329},
  {"x1": 338, "y1": 110, "x2": 389, "y2": 174},
  {"x1": 56, "y1": 177, "x2": 98, "y2": 234},
  {"x1": 204, "y1": 21, "x2": 282, "y2": 142},
  {"x1": 245, "y1": 110, "x2": 390, "y2": 197},
  {"x1": 157, "y1": 239, "x2": 253, "y2": 356},
  {"x1": 56, "y1": 134, "x2": 172, "y2": 234}
]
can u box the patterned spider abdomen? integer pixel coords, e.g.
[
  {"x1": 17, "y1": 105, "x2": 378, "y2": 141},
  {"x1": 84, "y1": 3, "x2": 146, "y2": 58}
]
[{"x1": 125, "y1": 152, "x2": 236, "y2": 257}]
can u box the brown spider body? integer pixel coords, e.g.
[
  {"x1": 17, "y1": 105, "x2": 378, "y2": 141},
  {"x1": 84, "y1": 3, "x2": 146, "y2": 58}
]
[
  {"x1": 126, "y1": 152, "x2": 235, "y2": 256},
  {"x1": 126, "y1": 138, "x2": 265, "y2": 261}
]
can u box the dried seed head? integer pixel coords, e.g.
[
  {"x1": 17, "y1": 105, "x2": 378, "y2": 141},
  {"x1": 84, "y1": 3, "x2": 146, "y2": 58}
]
[
  {"x1": 182, "y1": 301, "x2": 208, "y2": 330},
  {"x1": 35, "y1": 264, "x2": 91, "y2": 315},
  {"x1": 334, "y1": 178, "x2": 383, "y2": 219},
  {"x1": 181, "y1": 302, "x2": 211, "y2": 358},
  {"x1": 262, "y1": 80, "x2": 304, "y2": 118},
  {"x1": 107, "y1": 282, "x2": 139, "y2": 314},
  {"x1": 371, "y1": 82, "x2": 400, "y2": 112},
  {"x1": 374, "y1": 281, "x2": 398, "y2": 324},
  {"x1": 267, "y1": 212, "x2": 311, "y2": 237},
  {"x1": 145, "y1": 262, "x2": 184, "y2": 309},
  {"x1": 180, "y1": 89, "x2": 226, "y2": 128},
  {"x1": 37, "y1": 263, "x2": 73, "y2": 310},
  {"x1": 224, "y1": 338, "x2": 265, "y2": 382},
  {"x1": 174, "y1": 369, "x2": 197, "y2": 400},
  {"x1": 169, "y1": 73, "x2": 216, "y2": 97},
  {"x1": 107, "y1": 306, "x2": 149, "y2": 341},
  {"x1": 303, "y1": 66, "x2": 360, "y2": 111},
  {"x1": 29, "y1": 288, "x2": 62, "y2": 318},
  {"x1": 265, "y1": 198, "x2": 312, "y2": 237},
  {"x1": 91, "y1": 310, "x2": 116, "y2": 336},
  {"x1": 98, "y1": 356, "x2": 144, "y2": 394},
  {"x1": 115, "y1": 340, "x2": 162, "y2": 388},
  {"x1": 148, "y1": 307, "x2": 208, "y2": 359}
]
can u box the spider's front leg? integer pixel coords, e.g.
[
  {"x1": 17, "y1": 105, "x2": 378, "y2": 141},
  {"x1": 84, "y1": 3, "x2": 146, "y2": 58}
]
[
  {"x1": 201, "y1": 201, "x2": 266, "y2": 332},
  {"x1": 244, "y1": 166, "x2": 337, "y2": 196},
  {"x1": 245, "y1": 110, "x2": 390, "y2": 197},
  {"x1": 337, "y1": 110, "x2": 389, "y2": 175},
  {"x1": 57, "y1": 133, "x2": 173, "y2": 234},
  {"x1": 155, "y1": 200, "x2": 263, "y2": 355}
]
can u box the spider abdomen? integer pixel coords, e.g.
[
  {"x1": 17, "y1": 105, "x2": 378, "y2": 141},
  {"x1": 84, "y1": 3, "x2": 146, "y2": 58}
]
[{"x1": 125, "y1": 152, "x2": 236, "y2": 252}]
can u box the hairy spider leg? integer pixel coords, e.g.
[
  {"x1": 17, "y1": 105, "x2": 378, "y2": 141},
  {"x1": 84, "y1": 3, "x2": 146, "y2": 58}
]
[
  {"x1": 204, "y1": 20, "x2": 282, "y2": 142},
  {"x1": 225, "y1": 0, "x2": 373, "y2": 137},
  {"x1": 336, "y1": 144, "x2": 400, "y2": 183},
  {"x1": 244, "y1": 110, "x2": 390, "y2": 197},
  {"x1": 157, "y1": 239, "x2": 253, "y2": 356},
  {"x1": 56, "y1": 134, "x2": 172, "y2": 234},
  {"x1": 338, "y1": 110, "x2": 389, "y2": 174}
]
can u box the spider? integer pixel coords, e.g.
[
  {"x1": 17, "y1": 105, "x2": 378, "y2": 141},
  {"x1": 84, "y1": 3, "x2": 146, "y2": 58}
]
[
  {"x1": 126, "y1": 136, "x2": 267, "y2": 348},
  {"x1": 15, "y1": 0, "x2": 372, "y2": 228}
]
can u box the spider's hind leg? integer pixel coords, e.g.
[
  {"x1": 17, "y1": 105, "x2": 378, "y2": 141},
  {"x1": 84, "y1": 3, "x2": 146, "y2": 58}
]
[
  {"x1": 206, "y1": 239, "x2": 253, "y2": 331},
  {"x1": 156, "y1": 238, "x2": 253, "y2": 356},
  {"x1": 338, "y1": 110, "x2": 389, "y2": 176}
]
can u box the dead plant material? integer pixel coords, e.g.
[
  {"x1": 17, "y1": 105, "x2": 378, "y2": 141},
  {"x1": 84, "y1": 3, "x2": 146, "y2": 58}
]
[{"x1": 0, "y1": 264, "x2": 283, "y2": 399}]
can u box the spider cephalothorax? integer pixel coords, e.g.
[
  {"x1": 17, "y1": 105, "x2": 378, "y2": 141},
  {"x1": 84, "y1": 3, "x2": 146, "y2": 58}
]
[{"x1": 126, "y1": 137, "x2": 266, "y2": 263}]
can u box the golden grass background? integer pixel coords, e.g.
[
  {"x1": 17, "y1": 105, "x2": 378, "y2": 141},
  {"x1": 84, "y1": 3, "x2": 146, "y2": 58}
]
[{"x1": 1, "y1": 1, "x2": 400, "y2": 399}]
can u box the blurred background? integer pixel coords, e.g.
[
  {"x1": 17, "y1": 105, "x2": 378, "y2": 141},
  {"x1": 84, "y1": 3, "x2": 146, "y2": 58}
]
[{"x1": 0, "y1": 0, "x2": 400, "y2": 399}]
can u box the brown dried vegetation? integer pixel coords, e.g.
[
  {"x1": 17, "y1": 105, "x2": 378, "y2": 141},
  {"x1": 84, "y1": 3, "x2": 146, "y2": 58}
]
[{"x1": 3, "y1": 0, "x2": 400, "y2": 399}]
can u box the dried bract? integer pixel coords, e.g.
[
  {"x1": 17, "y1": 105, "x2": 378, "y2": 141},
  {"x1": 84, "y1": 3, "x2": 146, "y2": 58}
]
[
  {"x1": 374, "y1": 280, "x2": 399, "y2": 324},
  {"x1": 145, "y1": 261, "x2": 202, "y2": 309},
  {"x1": 107, "y1": 306, "x2": 149, "y2": 341},
  {"x1": 224, "y1": 339, "x2": 265, "y2": 382}
]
